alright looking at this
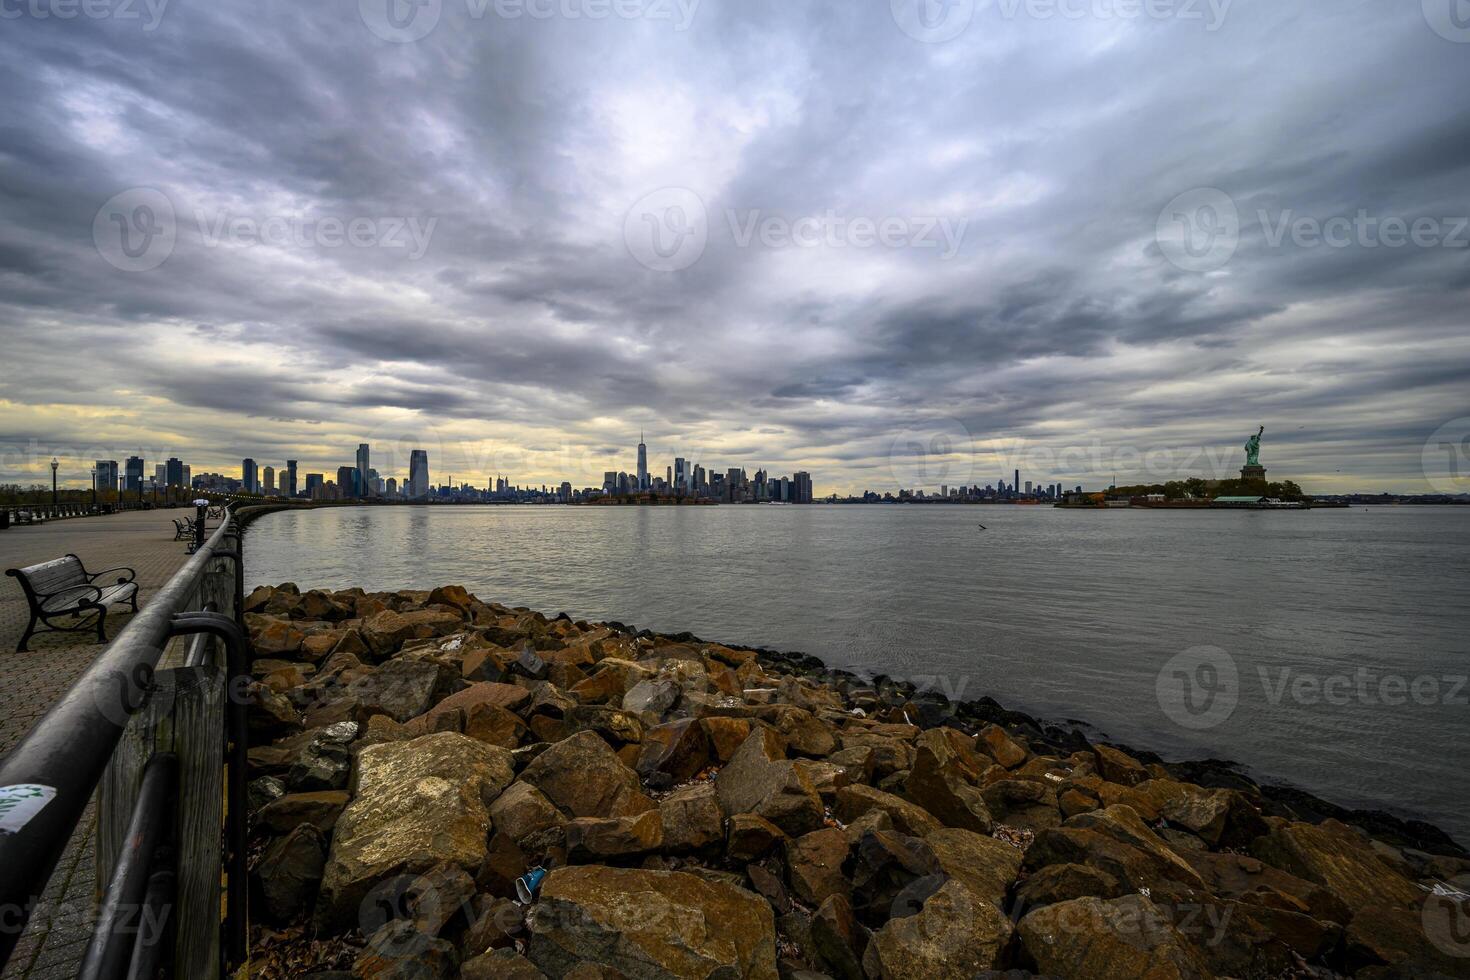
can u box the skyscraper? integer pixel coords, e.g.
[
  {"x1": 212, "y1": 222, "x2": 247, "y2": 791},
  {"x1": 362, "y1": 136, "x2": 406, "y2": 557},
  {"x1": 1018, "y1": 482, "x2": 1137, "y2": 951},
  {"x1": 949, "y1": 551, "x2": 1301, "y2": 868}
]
[
  {"x1": 242, "y1": 458, "x2": 258, "y2": 494},
  {"x1": 95, "y1": 460, "x2": 119, "y2": 495},
  {"x1": 409, "y1": 449, "x2": 429, "y2": 499},
  {"x1": 263, "y1": 465, "x2": 276, "y2": 495},
  {"x1": 286, "y1": 460, "x2": 298, "y2": 498},
  {"x1": 165, "y1": 457, "x2": 184, "y2": 488},
  {"x1": 674, "y1": 457, "x2": 688, "y2": 493},
  {"x1": 125, "y1": 456, "x2": 144, "y2": 495},
  {"x1": 356, "y1": 444, "x2": 371, "y2": 498},
  {"x1": 793, "y1": 471, "x2": 813, "y2": 504},
  {"x1": 637, "y1": 432, "x2": 648, "y2": 491}
]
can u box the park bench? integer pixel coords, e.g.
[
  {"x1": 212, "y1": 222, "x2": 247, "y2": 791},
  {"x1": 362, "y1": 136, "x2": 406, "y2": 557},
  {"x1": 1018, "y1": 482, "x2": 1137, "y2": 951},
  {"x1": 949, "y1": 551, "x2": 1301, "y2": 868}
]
[
  {"x1": 5, "y1": 554, "x2": 138, "y2": 652},
  {"x1": 172, "y1": 518, "x2": 193, "y2": 540}
]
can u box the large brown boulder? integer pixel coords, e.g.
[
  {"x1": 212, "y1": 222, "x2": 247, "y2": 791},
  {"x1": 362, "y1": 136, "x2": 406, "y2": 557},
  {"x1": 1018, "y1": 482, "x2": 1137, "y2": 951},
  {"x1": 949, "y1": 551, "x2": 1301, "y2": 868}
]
[
  {"x1": 1014, "y1": 862, "x2": 1123, "y2": 913},
  {"x1": 784, "y1": 828, "x2": 852, "y2": 907},
  {"x1": 487, "y1": 781, "x2": 565, "y2": 846},
  {"x1": 835, "y1": 785, "x2": 941, "y2": 838},
  {"x1": 526, "y1": 866, "x2": 778, "y2": 979},
  {"x1": 636, "y1": 719, "x2": 711, "y2": 788},
  {"x1": 316, "y1": 733, "x2": 514, "y2": 931},
  {"x1": 1017, "y1": 894, "x2": 1213, "y2": 979},
  {"x1": 1025, "y1": 805, "x2": 1206, "y2": 901},
  {"x1": 1182, "y1": 850, "x2": 1349, "y2": 923},
  {"x1": 755, "y1": 705, "x2": 836, "y2": 757},
  {"x1": 248, "y1": 615, "x2": 306, "y2": 658},
  {"x1": 1093, "y1": 744, "x2": 1150, "y2": 787},
  {"x1": 255, "y1": 823, "x2": 326, "y2": 924},
  {"x1": 1248, "y1": 818, "x2": 1422, "y2": 911},
  {"x1": 922, "y1": 827, "x2": 1022, "y2": 908},
  {"x1": 848, "y1": 829, "x2": 942, "y2": 928},
  {"x1": 977, "y1": 725, "x2": 1027, "y2": 769},
  {"x1": 420, "y1": 681, "x2": 532, "y2": 726},
  {"x1": 519, "y1": 730, "x2": 655, "y2": 819},
  {"x1": 360, "y1": 610, "x2": 418, "y2": 660},
  {"x1": 1129, "y1": 779, "x2": 1266, "y2": 848},
  {"x1": 257, "y1": 790, "x2": 350, "y2": 835},
  {"x1": 659, "y1": 782, "x2": 723, "y2": 853},
  {"x1": 355, "y1": 659, "x2": 446, "y2": 722},
  {"x1": 810, "y1": 895, "x2": 868, "y2": 980},
  {"x1": 981, "y1": 777, "x2": 1061, "y2": 832},
  {"x1": 903, "y1": 729, "x2": 992, "y2": 834},
  {"x1": 714, "y1": 728, "x2": 824, "y2": 837},
  {"x1": 862, "y1": 880, "x2": 1011, "y2": 979},
  {"x1": 565, "y1": 809, "x2": 664, "y2": 860}
]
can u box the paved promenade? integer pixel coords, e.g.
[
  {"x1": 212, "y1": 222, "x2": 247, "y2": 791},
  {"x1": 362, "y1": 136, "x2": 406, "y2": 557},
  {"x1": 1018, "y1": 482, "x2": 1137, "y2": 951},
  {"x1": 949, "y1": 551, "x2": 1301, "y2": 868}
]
[{"x1": 0, "y1": 510, "x2": 195, "y2": 980}]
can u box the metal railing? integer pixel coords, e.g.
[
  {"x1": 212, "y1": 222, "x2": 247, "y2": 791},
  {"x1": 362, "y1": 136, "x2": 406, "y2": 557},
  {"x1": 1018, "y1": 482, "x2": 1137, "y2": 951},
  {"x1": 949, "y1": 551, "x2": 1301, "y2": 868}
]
[{"x1": 0, "y1": 503, "x2": 252, "y2": 979}]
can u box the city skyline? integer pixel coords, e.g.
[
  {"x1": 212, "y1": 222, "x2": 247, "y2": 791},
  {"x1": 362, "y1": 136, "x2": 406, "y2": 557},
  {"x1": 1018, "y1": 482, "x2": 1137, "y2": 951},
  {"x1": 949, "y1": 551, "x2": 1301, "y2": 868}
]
[{"x1": 12, "y1": 419, "x2": 1470, "y2": 500}]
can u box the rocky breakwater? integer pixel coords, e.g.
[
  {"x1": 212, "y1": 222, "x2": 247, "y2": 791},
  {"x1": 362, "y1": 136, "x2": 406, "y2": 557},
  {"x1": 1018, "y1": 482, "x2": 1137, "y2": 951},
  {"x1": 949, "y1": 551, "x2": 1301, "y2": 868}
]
[{"x1": 240, "y1": 583, "x2": 1470, "y2": 979}]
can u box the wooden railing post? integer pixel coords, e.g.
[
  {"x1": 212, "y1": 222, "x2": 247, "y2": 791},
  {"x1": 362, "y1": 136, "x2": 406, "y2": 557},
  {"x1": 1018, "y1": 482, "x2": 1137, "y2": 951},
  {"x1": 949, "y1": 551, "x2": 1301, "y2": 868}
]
[{"x1": 97, "y1": 664, "x2": 224, "y2": 978}]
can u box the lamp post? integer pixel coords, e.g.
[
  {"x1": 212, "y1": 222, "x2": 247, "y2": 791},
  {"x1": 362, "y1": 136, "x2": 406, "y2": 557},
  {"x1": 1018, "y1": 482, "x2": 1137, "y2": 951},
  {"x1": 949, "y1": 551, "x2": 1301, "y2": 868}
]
[
  {"x1": 90, "y1": 467, "x2": 97, "y2": 513},
  {"x1": 50, "y1": 458, "x2": 58, "y2": 506}
]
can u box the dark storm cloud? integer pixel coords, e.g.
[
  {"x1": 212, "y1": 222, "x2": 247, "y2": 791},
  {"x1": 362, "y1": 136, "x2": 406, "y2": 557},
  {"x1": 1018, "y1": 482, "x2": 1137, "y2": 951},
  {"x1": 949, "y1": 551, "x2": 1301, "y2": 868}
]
[{"x1": 0, "y1": 0, "x2": 1467, "y2": 492}]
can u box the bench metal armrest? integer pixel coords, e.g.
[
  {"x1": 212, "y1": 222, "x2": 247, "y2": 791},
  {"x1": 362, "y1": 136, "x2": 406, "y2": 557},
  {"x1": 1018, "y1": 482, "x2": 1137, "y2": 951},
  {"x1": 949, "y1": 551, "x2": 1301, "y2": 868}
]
[{"x1": 85, "y1": 566, "x2": 137, "y2": 585}]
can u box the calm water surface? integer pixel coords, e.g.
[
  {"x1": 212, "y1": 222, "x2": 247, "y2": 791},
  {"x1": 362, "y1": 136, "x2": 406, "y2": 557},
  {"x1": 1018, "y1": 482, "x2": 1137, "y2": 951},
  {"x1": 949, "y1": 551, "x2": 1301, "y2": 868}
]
[{"x1": 247, "y1": 504, "x2": 1470, "y2": 843}]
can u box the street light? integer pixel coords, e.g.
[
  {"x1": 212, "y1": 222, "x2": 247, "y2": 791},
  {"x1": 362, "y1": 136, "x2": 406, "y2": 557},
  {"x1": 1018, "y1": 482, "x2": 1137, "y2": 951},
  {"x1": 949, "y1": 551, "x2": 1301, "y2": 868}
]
[
  {"x1": 50, "y1": 458, "x2": 58, "y2": 506},
  {"x1": 90, "y1": 467, "x2": 97, "y2": 513}
]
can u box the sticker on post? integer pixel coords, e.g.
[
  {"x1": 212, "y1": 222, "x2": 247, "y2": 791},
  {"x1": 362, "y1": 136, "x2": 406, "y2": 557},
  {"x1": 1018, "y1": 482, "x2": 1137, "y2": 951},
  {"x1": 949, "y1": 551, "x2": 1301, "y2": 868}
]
[{"x1": 0, "y1": 784, "x2": 56, "y2": 834}]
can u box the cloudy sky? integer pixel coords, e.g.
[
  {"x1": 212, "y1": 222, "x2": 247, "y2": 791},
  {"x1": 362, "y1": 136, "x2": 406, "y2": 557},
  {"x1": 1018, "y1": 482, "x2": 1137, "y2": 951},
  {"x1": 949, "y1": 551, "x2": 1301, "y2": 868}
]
[{"x1": 2, "y1": 0, "x2": 1468, "y2": 495}]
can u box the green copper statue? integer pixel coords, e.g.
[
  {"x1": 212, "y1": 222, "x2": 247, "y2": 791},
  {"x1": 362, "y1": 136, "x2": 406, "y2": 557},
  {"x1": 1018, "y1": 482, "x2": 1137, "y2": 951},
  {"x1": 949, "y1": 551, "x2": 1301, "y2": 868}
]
[{"x1": 1244, "y1": 426, "x2": 1264, "y2": 466}]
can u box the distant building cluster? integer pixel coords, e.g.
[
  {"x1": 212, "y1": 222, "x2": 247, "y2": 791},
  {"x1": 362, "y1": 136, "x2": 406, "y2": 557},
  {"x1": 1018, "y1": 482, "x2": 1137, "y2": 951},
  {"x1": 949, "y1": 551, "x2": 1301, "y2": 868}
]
[
  {"x1": 85, "y1": 455, "x2": 192, "y2": 500},
  {"x1": 838, "y1": 472, "x2": 1077, "y2": 504},
  {"x1": 88, "y1": 434, "x2": 818, "y2": 506},
  {"x1": 596, "y1": 434, "x2": 815, "y2": 503}
]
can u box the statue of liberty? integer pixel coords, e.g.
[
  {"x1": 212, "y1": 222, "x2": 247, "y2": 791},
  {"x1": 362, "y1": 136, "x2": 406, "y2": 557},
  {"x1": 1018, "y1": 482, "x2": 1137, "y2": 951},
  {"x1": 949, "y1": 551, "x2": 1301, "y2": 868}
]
[{"x1": 1244, "y1": 425, "x2": 1264, "y2": 466}]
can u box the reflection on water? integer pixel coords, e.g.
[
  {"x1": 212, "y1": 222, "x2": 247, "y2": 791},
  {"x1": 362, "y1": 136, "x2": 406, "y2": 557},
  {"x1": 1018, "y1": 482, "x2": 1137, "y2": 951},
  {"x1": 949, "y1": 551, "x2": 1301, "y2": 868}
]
[{"x1": 247, "y1": 503, "x2": 1470, "y2": 844}]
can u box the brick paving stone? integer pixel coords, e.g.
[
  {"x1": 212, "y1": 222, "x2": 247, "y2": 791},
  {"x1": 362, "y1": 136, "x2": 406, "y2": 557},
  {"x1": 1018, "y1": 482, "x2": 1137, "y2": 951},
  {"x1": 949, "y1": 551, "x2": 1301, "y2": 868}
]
[{"x1": 1, "y1": 511, "x2": 198, "y2": 980}]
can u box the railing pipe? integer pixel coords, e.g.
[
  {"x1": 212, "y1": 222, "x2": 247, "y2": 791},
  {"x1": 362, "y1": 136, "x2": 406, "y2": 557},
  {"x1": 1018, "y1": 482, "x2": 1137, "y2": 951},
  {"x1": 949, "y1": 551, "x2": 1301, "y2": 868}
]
[
  {"x1": 125, "y1": 866, "x2": 177, "y2": 980},
  {"x1": 78, "y1": 753, "x2": 178, "y2": 980}
]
